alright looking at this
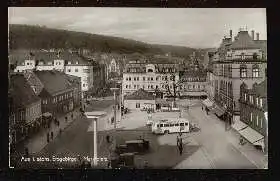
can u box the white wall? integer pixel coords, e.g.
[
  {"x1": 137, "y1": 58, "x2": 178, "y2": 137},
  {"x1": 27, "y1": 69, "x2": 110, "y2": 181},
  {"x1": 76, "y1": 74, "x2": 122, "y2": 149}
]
[{"x1": 124, "y1": 99, "x2": 156, "y2": 110}]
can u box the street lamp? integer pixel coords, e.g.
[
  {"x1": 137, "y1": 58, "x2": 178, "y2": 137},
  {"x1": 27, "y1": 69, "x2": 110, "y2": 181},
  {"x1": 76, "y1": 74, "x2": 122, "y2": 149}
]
[
  {"x1": 110, "y1": 87, "x2": 119, "y2": 129},
  {"x1": 85, "y1": 111, "x2": 106, "y2": 167}
]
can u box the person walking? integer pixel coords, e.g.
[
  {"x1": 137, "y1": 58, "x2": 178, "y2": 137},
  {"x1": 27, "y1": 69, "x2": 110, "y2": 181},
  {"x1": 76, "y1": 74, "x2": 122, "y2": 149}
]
[
  {"x1": 202, "y1": 106, "x2": 204, "y2": 110},
  {"x1": 71, "y1": 113, "x2": 74, "y2": 120},
  {"x1": 176, "y1": 136, "x2": 180, "y2": 147},
  {"x1": 179, "y1": 140, "x2": 183, "y2": 155},
  {"x1": 65, "y1": 116, "x2": 67, "y2": 123},
  {"x1": 106, "y1": 135, "x2": 110, "y2": 143}
]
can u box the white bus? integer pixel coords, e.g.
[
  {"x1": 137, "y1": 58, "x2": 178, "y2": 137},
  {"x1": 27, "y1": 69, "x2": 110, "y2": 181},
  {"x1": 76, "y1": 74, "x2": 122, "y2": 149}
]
[{"x1": 151, "y1": 118, "x2": 190, "y2": 134}]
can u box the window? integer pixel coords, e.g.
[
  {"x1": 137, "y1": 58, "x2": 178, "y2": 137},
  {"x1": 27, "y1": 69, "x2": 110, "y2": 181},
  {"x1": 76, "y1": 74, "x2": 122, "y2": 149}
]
[
  {"x1": 75, "y1": 68, "x2": 78, "y2": 72},
  {"x1": 175, "y1": 123, "x2": 179, "y2": 126},
  {"x1": 256, "y1": 97, "x2": 259, "y2": 106},
  {"x1": 126, "y1": 85, "x2": 128, "y2": 88},
  {"x1": 134, "y1": 85, "x2": 136, "y2": 89},
  {"x1": 27, "y1": 63, "x2": 29, "y2": 65},
  {"x1": 143, "y1": 85, "x2": 145, "y2": 89},
  {"x1": 148, "y1": 85, "x2": 150, "y2": 89},
  {"x1": 244, "y1": 93, "x2": 247, "y2": 101},
  {"x1": 83, "y1": 84, "x2": 85, "y2": 87},
  {"x1": 151, "y1": 85, "x2": 153, "y2": 89},
  {"x1": 156, "y1": 85, "x2": 158, "y2": 89},
  {"x1": 136, "y1": 103, "x2": 140, "y2": 108},
  {"x1": 134, "y1": 77, "x2": 136, "y2": 81},
  {"x1": 160, "y1": 124, "x2": 163, "y2": 127},
  {"x1": 250, "y1": 113, "x2": 253, "y2": 122},
  {"x1": 126, "y1": 77, "x2": 128, "y2": 81},
  {"x1": 256, "y1": 115, "x2": 259, "y2": 126},
  {"x1": 68, "y1": 69, "x2": 71, "y2": 72},
  {"x1": 164, "y1": 124, "x2": 169, "y2": 127},
  {"x1": 185, "y1": 123, "x2": 188, "y2": 126},
  {"x1": 249, "y1": 95, "x2": 253, "y2": 104},
  {"x1": 241, "y1": 53, "x2": 245, "y2": 60},
  {"x1": 83, "y1": 69, "x2": 90, "y2": 73},
  {"x1": 170, "y1": 124, "x2": 174, "y2": 127},
  {"x1": 137, "y1": 77, "x2": 139, "y2": 81},
  {"x1": 240, "y1": 65, "x2": 247, "y2": 78},
  {"x1": 157, "y1": 124, "x2": 160, "y2": 128},
  {"x1": 252, "y1": 65, "x2": 260, "y2": 78},
  {"x1": 151, "y1": 77, "x2": 153, "y2": 81},
  {"x1": 143, "y1": 77, "x2": 145, "y2": 81},
  {"x1": 180, "y1": 123, "x2": 184, "y2": 126},
  {"x1": 260, "y1": 98, "x2": 263, "y2": 108},
  {"x1": 147, "y1": 69, "x2": 153, "y2": 72},
  {"x1": 147, "y1": 77, "x2": 150, "y2": 81},
  {"x1": 129, "y1": 77, "x2": 131, "y2": 81}
]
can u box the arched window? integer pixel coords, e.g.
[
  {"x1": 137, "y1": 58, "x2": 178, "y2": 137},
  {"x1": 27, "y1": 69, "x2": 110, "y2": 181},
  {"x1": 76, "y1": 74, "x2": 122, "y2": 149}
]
[
  {"x1": 241, "y1": 52, "x2": 245, "y2": 60},
  {"x1": 252, "y1": 64, "x2": 260, "y2": 78},
  {"x1": 240, "y1": 64, "x2": 247, "y2": 78},
  {"x1": 253, "y1": 53, "x2": 258, "y2": 60}
]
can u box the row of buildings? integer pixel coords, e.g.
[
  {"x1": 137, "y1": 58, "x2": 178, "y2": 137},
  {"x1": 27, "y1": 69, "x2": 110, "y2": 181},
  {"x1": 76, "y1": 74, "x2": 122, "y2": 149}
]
[
  {"x1": 204, "y1": 28, "x2": 267, "y2": 152},
  {"x1": 9, "y1": 50, "x2": 125, "y2": 97},
  {"x1": 121, "y1": 54, "x2": 208, "y2": 103},
  {"x1": 8, "y1": 70, "x2": 82, "y2": 148}
]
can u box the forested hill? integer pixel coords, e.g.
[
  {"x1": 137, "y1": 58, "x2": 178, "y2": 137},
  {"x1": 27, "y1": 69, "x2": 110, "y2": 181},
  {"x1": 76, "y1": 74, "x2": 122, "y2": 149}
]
[{"x1": 9, "y1": 24, "x2": 201, "y2": 58}]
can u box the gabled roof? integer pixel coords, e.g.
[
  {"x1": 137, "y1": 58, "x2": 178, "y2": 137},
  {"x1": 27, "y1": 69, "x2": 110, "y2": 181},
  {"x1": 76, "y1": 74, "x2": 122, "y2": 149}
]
[
  {"x1": 34, "y1": 71, "x2": 73, "y2": 95},
  {"x1": 125, "y1": 88, "x2": 155, "y2": 100},
  {"x1": 230, "y1": 31, "x2": 260, "y2": 50},
  {"x1": 10, "y1": 74, "x2": 41, "y2": 108}
]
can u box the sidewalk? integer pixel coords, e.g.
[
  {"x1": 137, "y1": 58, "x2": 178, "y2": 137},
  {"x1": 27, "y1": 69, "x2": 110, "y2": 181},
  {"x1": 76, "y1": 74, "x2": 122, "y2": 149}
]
[
  {"x1": 198, "y1": 107, "x2": 267, "y2": 169},
  {"x1": 22, "y1": 107, "x2": 81, "y2": 155}
]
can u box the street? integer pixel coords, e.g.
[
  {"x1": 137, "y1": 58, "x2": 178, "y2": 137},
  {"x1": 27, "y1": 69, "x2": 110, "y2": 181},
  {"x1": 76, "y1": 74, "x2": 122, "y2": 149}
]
[{"x1": 14, "y1": 98, "x2": 264, "y2": 169}]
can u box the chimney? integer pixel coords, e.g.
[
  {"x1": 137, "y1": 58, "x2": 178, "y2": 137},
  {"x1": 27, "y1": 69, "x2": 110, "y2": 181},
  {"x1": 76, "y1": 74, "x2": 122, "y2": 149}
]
[
  {"x1": 251, "y1": 30, "x2": 255, "y2": 40},
  {"x1": 256, "y1": 33, "x2": 260, "y2": 40},
  {"x1": 230, "y1": 30, "x2": 233, "y2": 40}
]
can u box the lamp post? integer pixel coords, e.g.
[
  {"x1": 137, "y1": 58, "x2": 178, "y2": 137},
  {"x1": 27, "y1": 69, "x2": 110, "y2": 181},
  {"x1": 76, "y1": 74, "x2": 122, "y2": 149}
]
[
  {"x1": 110, "y1": 88, "x2": 119, "y2": 129},
  {"x1": 85, "y1": 111, "x2": 106, "y2": 167}
]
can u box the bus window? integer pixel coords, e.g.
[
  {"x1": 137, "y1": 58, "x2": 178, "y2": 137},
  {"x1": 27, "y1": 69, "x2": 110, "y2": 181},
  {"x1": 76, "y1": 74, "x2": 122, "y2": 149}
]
[
  {"x1": 185, "y1": 123, "x2": 188, "y2": 126},
  {"x1": 175, "y1": 123, "x2": 179, "y2": 126},
  {"x1": 180, "y1": 123, "x2": 184, "y2": 126},
  {"x1": 164, "y1": 124, "x2": 169, "y2": 127},
  {"x1": 160, "y1": 124, "x2": 163, "y2": 127},
  {"x1": 157, "y1": 124, "x2": 160, "y2": 127},
  {"x1": 170, "y1": 124, "x2": 174, "y2": 127}
]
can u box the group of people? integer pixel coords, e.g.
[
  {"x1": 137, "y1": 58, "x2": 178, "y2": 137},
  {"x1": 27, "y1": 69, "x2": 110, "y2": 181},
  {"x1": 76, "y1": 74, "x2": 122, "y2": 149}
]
[{"x1": 177, "y1": 133, "x2": 184, "y2": 155}]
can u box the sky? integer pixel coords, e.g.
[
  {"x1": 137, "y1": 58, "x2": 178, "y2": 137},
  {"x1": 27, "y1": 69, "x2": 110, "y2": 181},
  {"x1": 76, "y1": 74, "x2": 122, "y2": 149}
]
[{"x1": 8, "y1": 8, "x2": 267, "y2": 48}]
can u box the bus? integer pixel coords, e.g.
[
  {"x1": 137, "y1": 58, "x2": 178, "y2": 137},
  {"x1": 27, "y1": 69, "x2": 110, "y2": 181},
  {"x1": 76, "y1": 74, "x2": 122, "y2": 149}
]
[{"x1": 151, "y1": 118, "x2": 190, "y2": 134}]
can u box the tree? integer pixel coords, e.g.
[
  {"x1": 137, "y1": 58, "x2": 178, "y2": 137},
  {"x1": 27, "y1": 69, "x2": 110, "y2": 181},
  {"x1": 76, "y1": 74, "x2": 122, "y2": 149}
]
[{"x1": 162, "y1": 73, "x2": 182, "y2": 104}]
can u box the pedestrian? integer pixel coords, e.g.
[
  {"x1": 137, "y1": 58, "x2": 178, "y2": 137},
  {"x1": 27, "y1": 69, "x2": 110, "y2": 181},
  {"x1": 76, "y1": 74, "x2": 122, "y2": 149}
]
[
  {"x1": 51, "y1": 131, "x2": 54, "y2": 140},
  {"x1": 57, "y1": 120, "x2": 60, "y2": 127},
  {"x1": 71, "y1": 113, "x2": 74, "y2": 120},
  {"x1": 176, "y1": 136, "x2": 179, "y2": 147},
  {"x1": 202, "y1": 106, "x2": 204, "y2": 110},
  {"x1": 179, "y1": 142, "x2": 183, "y2": 155},
  {"x1": 65, "y1": 116, "x2": 67, "y2": 123}
]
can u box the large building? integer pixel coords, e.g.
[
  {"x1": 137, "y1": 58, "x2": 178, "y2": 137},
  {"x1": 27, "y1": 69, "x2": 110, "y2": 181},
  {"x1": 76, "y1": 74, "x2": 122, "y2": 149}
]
[
  {"x1": 206, "y1": 28, "x2": 267, "y2": 122},
  {"x1": 34, "y1": 70, "x2": 75, "y2": 116},
  {"x1": 122, "y1": 58, "x2": 180, "y2": 102},
  {"x1": 9, "y1": 73, "x2": 42, "y2": 146},
  {"x1": 179, "y1": 58, "x2": 207, "y2": 99},
  {"x1": 10, "y1": 50, "x2": 94, "y2": 96},
  {"x1": 234, "y1": 79, "x2": 267, "y2": 151}
]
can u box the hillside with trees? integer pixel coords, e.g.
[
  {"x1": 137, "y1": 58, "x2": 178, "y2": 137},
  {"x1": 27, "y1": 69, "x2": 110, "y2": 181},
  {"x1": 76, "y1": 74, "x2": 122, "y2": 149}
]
[{"x1": 9, "y1": 24, "x2": 207, "y2": 59}]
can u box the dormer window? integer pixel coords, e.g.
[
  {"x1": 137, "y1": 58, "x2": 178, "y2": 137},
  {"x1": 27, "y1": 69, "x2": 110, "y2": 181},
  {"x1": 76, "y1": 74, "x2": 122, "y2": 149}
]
[
  {"x1": 147, "y1": 69, "x2": 153, "y2": 73},
  {"x1": 241, "y1": 53, "x2": 245, "y2": 60}
]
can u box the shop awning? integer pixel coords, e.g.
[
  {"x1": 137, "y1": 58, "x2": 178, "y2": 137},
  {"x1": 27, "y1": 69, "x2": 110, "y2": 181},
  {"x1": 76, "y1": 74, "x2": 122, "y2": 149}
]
[
  {"x1": 239, "y1": 126, "x2": 264, "y2": 144},
  {"x1": 254, "y1": 138, "x2": 264, "y2": 147},
  {"x1": 232, "y1": 120, "x2": 248, "y2": 131},
  {"x1": 212, "y1": 105, "x2": 226, "y2": 117},
  {"x1": 202, "y1": 98, "x2": 214, "y2": 108}
]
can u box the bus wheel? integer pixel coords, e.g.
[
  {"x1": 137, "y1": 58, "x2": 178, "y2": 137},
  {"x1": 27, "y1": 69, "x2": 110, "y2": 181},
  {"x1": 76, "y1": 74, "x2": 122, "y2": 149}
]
[{"x1": 164, "y1": 130, "x2": 169, "y2": 134}]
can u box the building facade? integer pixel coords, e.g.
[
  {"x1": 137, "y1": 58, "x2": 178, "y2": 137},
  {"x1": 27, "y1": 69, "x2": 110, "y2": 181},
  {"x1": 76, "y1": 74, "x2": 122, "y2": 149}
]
[
  {"x1": 11, "y1": 50, "x2": 94, "y2": 96},
  {"x1": 9, "y1": 74, "x2": 42, "y2": 145},
  {"x1": 210, "y1": 29, "x2": 267, "y2": 121},
  {"x1": 34, "y1": 71, "x2": 75, "y2": 116},
  {"x1": 124, "y1": 88, "x2": 156, "y2": 111},
  {"x1": 238, "y1": 80, "x2": 267, "y2": 151},
  {"x1": 122, "y1": 59, "x2": 179, "y2": 102}
]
